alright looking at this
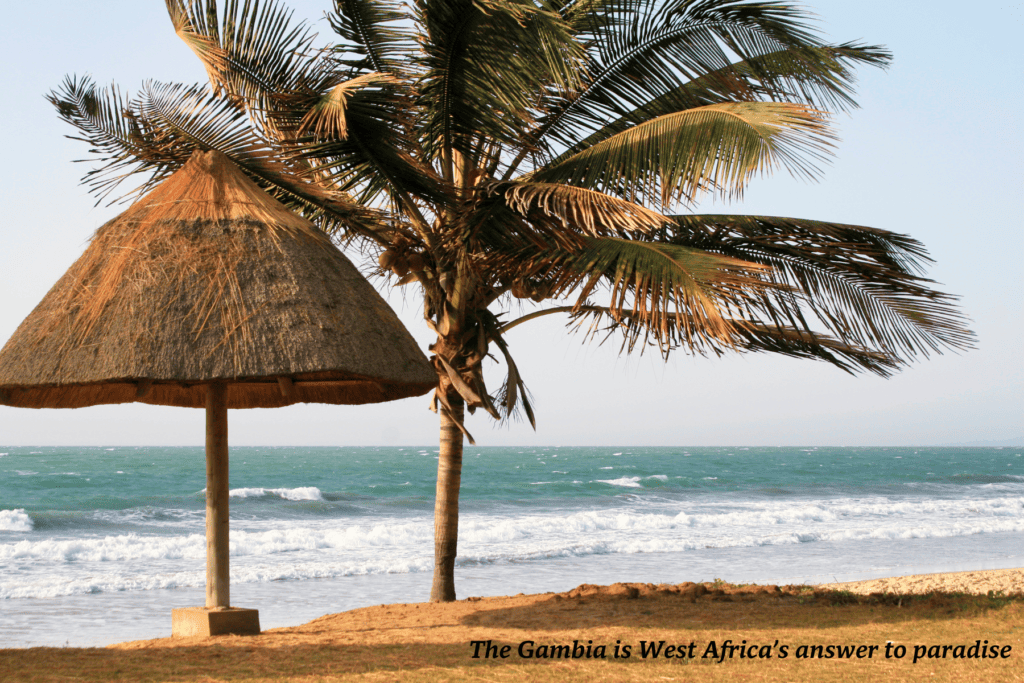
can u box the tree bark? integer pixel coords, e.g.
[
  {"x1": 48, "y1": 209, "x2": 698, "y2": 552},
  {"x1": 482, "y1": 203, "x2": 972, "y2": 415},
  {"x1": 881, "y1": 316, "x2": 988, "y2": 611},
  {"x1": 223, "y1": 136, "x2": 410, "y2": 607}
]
[{"x1": 430, "y1": 390, "x2": 464, "y2": 602}]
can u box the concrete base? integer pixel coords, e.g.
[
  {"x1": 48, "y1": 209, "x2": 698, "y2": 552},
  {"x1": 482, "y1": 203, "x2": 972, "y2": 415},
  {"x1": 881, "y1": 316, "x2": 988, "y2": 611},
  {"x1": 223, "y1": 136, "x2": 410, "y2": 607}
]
[{"x1": 172, "y1": 607, "x2": 260, "y2": 637}]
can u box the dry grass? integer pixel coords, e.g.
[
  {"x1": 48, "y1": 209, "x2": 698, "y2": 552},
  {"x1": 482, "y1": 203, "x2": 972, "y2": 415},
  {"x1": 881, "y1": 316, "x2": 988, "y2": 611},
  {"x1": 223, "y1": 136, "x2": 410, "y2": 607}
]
[{"x1": 3, "y1": 582, "x2": 1022, "y2": 683}]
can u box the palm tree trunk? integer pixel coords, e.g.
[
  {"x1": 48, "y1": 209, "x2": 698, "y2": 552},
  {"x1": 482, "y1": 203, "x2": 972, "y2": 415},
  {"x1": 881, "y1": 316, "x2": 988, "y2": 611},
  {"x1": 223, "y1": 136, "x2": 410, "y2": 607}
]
[{"x1": 430, "y1": 391, "x2": 464, "y2": 602}]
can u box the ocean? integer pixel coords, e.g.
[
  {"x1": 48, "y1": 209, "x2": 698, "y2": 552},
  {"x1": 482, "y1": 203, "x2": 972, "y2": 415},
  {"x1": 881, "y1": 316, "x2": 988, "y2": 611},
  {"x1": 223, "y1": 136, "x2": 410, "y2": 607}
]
[{"x1": 1, "y1": 445, "x2": 1022, "y2": 648}]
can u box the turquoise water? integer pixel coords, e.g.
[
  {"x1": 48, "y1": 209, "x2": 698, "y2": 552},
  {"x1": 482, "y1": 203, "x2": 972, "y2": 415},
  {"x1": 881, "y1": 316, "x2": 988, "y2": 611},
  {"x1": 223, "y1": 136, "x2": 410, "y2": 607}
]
[{"x1": 1, "y1": 445, "x2": 1022, "y2": 647}]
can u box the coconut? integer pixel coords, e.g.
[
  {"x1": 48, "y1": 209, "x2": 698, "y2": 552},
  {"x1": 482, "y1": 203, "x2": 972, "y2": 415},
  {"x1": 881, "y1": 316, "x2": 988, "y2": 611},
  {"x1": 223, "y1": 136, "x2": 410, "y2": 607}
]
[
  {"x1": 392, "y1": 256, "x2": 410, "y2": 277},
  {"x1": 407, "y1": 252, "x2": 425, "y2": 272},
  {"x1": 378, "y1": 250, "x2": 397, "y2": 270}
]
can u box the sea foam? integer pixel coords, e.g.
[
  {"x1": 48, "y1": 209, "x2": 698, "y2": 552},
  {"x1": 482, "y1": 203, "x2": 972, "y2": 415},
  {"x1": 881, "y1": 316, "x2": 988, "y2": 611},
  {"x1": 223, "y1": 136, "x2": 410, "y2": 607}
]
[
  {"x1": 597, "y1": 476, "x2": 643, "y2": 488},
  {"x1": 0, "y1": 509, "x2": 33, "y2": 532},
  {"x1": 228, "y1": 486, "x2": 324, "y2": 501}
]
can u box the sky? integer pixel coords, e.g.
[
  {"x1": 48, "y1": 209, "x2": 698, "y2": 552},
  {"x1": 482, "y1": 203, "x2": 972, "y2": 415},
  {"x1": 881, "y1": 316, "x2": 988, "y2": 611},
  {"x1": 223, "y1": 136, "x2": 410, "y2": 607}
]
[{"x1": 0, "y1": 1, "x2": 1020, "y2": 447}]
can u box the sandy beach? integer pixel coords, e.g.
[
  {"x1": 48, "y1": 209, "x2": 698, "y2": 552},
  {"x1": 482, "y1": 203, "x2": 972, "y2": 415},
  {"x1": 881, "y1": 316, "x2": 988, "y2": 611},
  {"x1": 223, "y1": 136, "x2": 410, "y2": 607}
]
[
  {"x1": 832, "y1": 567, "x2": 1024, "y2": 596},
  {"x1": 2, "y1": 568, "x2": 1021, "y2": 682}
]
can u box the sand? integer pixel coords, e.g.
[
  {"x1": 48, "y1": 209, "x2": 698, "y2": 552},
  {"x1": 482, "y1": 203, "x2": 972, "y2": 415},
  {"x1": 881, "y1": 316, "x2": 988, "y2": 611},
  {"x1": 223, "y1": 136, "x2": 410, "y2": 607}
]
[
  {"x1": 830, "y1": 567, "x2": 1024, "y2": 596},
  {"x1": 3, "y1": 569, "x2": 1021, "y2": 682}
]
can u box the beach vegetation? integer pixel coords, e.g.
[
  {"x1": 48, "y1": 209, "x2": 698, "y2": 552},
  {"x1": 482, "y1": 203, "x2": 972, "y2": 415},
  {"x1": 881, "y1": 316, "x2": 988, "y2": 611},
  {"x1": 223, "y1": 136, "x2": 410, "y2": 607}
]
[{"x1": 48, "y1": 0, "x2": 973, "y2": 603}]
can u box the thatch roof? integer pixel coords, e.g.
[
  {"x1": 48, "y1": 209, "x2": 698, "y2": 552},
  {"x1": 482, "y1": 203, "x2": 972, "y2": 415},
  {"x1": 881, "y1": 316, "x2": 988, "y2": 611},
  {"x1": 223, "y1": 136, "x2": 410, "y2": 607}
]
[{"x1": 0, "y1": 150, "x2": 437, "y2": 409}]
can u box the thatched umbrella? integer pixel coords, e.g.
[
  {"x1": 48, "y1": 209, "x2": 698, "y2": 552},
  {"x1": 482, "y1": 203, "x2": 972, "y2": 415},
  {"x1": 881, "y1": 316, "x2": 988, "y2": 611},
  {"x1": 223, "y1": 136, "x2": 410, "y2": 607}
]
[{"x1": 0, "y1": 150, "x2": 436, "y2": 636}]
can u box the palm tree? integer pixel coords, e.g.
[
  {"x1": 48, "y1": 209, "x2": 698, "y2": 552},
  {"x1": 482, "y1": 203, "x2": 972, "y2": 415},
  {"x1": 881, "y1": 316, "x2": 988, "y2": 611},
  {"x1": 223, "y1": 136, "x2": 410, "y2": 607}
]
[{"x1": 49, "y1": 0, "x2": 973, "y2": 602}]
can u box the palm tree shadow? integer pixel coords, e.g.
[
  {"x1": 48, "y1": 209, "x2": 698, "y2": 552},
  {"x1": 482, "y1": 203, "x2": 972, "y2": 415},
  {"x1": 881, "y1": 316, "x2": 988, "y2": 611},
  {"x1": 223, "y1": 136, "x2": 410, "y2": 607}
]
[{"x1": 457, "y1": 582, "x2": 1024, "y2": 631}]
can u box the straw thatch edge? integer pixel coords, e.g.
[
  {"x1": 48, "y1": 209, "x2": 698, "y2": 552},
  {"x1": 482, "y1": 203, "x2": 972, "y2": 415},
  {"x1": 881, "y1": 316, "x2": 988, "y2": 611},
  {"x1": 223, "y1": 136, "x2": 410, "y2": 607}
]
[{"x1": 0, "y1": 370, "x2": 432, "y2": 410}]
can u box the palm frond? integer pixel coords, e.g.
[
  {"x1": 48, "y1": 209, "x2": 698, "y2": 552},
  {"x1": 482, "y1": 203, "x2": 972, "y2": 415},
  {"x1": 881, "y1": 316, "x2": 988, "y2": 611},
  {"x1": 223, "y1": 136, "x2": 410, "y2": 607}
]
[
  {"x1": 327, "y1": 0, "x2": 417, "y2": 75},
  {"x1": 280, "y1": 75, "x2": 447, "y2": 208},
  {"x1": 414, "y1": 0, "x2": 585, "y2": 169},
  {"x1": 509, "y1": 0, "x2": 882, "y2": 173},
  {"x1": 297, "y1": 73, "x2": 395, "y2": 140},
  {"x1": 489, "y1": 181, "x2": 668, "y2": 235},
  {"x1": 166, "y1": 0, "x2": 231, "y2": 92},
  {"x1": 48, "y1": 74, "x2": 391, "y2": 240},
  {"x1": 665, "y1": 214, "x2": 976, "y2": 358},
  {"x1": 528, "y1": 102, "x2": 835, "y2": 207},
  {"x1": 563, "y1": 305, "x2": 901, "y2": 375},
  {"x1": 556, "y1": 0, "x2": 618, "y2": 28},
  {"x1": 551, "y1": 42, "x2": 890, "y2": 160},
  {"x1": 47, "y1": 75, "x2": 151, "y2": 203},
  {"x1": 165, "y1": 0, "x2": 327, "y2": 123},
  {"x1": 137, "y1": 80, "x2": 394, "y2": 240},
  {"x1": 532, "y1": 236, "x2": 774, "y2": 354},
  {"x1": 46, "y1": 75, "x2": 247, "y2": 202},
  {"x1": 490, "y1": 330, "x2": 536, "y2": 427},
  {"x1": 452, "y1": 182, "x2": 667, "y2": 267},
  {"x1": 730, "y1": 322, "x2": 900, "y2": 376},
  {"x1": 723, "y1": 42, "x2": 891, "y2": 112}
]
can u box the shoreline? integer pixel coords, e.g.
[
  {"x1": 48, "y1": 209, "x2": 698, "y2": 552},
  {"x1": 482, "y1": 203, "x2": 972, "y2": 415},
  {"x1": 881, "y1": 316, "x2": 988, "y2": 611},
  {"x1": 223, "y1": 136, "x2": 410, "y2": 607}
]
[
  {"x1": 2, "y1": 565, "x2": 1021, "y2": 652},
  {"x1": 109, "y1": 566, "x2": 1021, "y2": 651},
  {"x1": 7, "y1": 567, "x2": 1022, "y2": 652}
]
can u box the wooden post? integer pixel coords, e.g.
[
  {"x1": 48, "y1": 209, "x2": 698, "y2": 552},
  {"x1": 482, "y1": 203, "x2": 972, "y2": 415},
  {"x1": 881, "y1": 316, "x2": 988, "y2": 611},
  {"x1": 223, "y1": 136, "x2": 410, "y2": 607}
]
[
  {"x1": 205, "y1": 381, "x2": 230, "y2": 609},
  {"x1": 173, "y1": 382, "x2": 258, "y2": 636}
]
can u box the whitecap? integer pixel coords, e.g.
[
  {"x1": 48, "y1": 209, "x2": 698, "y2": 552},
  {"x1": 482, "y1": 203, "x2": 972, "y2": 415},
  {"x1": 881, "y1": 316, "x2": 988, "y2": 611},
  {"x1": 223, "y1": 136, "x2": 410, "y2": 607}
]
[
  {"x1": 0, "y1": 532, "x2": 205, "y2": 564},
  {"x1": 0, "y1": 509, "x2": 33, "y2": 532},
  {"x1": 597, "y1": 476, "x2": 642, "y2": 488},
  {"x1": 227, "y1": 486, "x2": 324, "y2": 501}
]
